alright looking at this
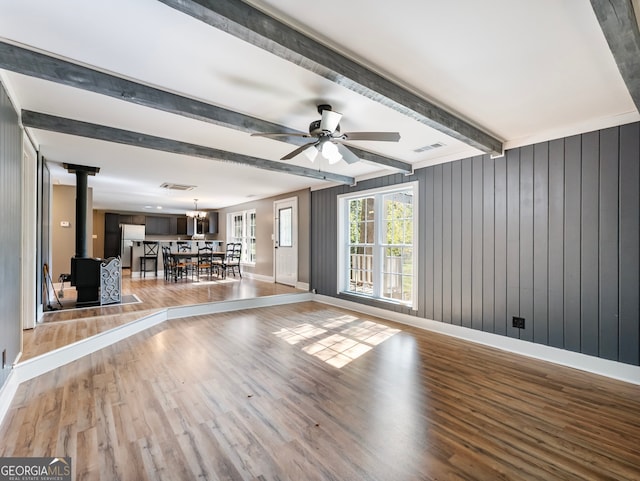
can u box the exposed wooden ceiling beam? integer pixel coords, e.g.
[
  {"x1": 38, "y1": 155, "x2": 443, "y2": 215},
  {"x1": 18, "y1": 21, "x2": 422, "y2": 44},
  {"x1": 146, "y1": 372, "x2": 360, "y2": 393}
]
[
  {"x1": 158, "y1": 0, "x2": 503, "y2": 156},
  {"x1": 21, "y1": 110, "x2": 355, "y2": 185},
  {"x1": 590, "y1": 0, "x2": 640, "y2": 111},
  {"x1": 0, "y1": 41, "x2": 410, "y2": 173},
  {"x1": 0, "y1": 42, "x2": 283, "y2": 133}
]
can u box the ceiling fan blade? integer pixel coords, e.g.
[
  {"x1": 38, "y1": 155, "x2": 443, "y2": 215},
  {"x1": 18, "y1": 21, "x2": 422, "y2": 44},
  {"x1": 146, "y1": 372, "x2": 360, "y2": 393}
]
[
  {"x1": 251, "y1": 132, "x2": 310, "y2": 138},
  {"x1": 281, "y1": 141, "x2": 319, "y2": 160},
  {"x1": 341, "y1": 131, "x2": 401, "y2": 141},
  {"x1": 320, "y1": 109, "x2": 342, "y2": 132},
  {"x1": 335, "y1": 143, "x2": 361, "y2": 164}
]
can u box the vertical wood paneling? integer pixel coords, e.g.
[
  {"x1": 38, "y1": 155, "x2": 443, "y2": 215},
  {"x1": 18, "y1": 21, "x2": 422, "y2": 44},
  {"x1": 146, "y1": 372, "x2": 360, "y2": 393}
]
[
  {"x1": 548, "y1": 139, "x2": 565, "y2": 348},
  {"x1": 424, "y1": 168, "x2": 435, "y2": 319},
  {"x1": 416, "y1": 169, "x2": 428, "y2": 319},
  {"x1": 0, "y1": 82, "x2": 22, "y2": 388},
  {"x1": 482, "y1": 155, "x2": 495, "y2": 332},
  {"x1": 315, "y1": 189, "x2": 323, "y2": 292},
  {"x1": 315, "y1": 188, "x2": 336, "y2": 294},
  {"x1": 598, "y1": 127, "x2": 619, "y2": 360},
  {"x1": 433, "y1": 165, "x2": 443, "y2": 321},
  {"x1": 564, "y1": 135, "x2": 582, "y2": 353},
  {"x1": 494, "y1": 156, "x2": 507, "y2": 335},
  {"x1": 310, "y1": 190, "x2": 321, "y2": 292},
  {"x1": 461, "y1": 158, "x2": 473, "y2": 328},
  {"x1": 581, "y1": 131, "x2": 600, "y2": 356},
  {"x1": 533, "y1": 143, "x2": 549, "y2": 344},
  {"x1": 442, "y1": 163, "x2": 452, "y2": 323},
  {"x1": 451, "y1": 161, "x2": 462, "y2": 325},
  {"x1": 320, "y1": 189, "x2": 329, "y2": 293},
  {"x1": 506, "y1": 149, "x2": 521, "y2": 339},
  {"x1": 519, "y1": 146, "x2": 534, "y2": 342},
  {"x1": 618, "y1": 123, "x2": 640, "y2": 364},
  {"x1": 310, "y1": 122, "x2": 640, "y2": 366},
  {"x1": 471, "y1": 156, "x2": 483, "y2": 330}
]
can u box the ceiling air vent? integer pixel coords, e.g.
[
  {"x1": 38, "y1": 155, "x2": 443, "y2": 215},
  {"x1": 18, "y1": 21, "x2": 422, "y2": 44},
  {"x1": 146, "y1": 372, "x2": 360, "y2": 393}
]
[
  {"x1": 160, "y1": 182, "x2": 196, "y2": 191},
  {"x1": 414, "y1": 142, "x2": 446, "y2": 153}
]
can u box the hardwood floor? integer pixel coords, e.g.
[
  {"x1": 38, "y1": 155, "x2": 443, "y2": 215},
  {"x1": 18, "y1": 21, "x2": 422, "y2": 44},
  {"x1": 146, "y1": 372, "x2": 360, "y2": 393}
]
[
  {"x1": 3, "y1": 300, "x2": 639, "y2": 480},
  {"x1": 23, "y1": 275, "x2": 300, "y2": 361}
]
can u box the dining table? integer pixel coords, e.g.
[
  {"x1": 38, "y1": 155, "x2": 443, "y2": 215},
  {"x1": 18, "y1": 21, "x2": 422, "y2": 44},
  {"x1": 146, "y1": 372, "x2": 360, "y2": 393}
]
[{"x1": 169, "y1": 251, "x2": 226, "y2": 282}]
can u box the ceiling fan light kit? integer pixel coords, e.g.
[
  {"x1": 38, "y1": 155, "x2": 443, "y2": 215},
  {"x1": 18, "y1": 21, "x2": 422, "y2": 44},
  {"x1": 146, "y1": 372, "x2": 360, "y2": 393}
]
[
  {"x1": 303, "y1": 145, "x2": 318, "y2": 163},
  {"x1": 321, "y1": 141, "x2": 342, "y2": 164},
  {"x1": 251, "y1": 104, "x2": 401, "y2": 165}
]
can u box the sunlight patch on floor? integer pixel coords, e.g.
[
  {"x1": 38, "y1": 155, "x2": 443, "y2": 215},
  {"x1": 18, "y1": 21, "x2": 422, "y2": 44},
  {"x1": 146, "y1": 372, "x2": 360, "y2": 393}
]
[
  {"x1": 192, "y1": 277, "x2": 238, "y2": 285},
  {"x1": 274, "y1": 323, "x2": 328, "y2": 345},
  {"x1": 274, "y1": 314, "x2": 400, "y2": 368}
]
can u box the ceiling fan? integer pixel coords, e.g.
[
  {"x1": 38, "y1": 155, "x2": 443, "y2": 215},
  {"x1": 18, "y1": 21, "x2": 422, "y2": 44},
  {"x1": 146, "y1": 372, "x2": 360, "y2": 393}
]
[{"x1": 251, "y1": 104, "x2": 401, "y2": 164}]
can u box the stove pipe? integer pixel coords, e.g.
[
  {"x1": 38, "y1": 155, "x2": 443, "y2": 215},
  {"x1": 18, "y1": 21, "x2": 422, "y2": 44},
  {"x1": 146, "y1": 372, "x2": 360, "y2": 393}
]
[{"x1": 63, "y1": 163, "x2": 100, "y2": 258}]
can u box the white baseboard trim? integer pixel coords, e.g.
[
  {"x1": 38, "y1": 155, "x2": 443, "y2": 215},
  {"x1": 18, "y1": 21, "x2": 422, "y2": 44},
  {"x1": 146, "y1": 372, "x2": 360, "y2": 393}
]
[
  {"x1": 0, "y1": 370, "x2": 19, "y2": 429},
  {"x1": 296, "y1": 281, "x2": 310, "y2": 291},
  {"x1": 314, "y1": 294, "x2": 640, "y2": 386},
  {"x1": 243, "y1": 272, "x2": 274, "y2": 283}
]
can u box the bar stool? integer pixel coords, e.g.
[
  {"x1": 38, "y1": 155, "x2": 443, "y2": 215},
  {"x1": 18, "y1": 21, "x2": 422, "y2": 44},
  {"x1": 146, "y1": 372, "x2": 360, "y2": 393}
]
[{"x1": 140, "y1": 241, "x2": 159, "y2": 278}]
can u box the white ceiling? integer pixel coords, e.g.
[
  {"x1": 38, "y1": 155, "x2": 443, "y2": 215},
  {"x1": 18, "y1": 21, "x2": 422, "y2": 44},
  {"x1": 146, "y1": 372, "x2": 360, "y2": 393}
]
[{"x1": 0, "y1": 0, "x2": 638, "y2": 214}]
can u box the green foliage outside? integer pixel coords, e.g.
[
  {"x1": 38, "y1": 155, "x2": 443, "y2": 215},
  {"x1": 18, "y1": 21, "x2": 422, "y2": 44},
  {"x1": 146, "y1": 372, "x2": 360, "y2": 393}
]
[{"x1": 347, "y1": 190, "x2": 414, "y2": 303}]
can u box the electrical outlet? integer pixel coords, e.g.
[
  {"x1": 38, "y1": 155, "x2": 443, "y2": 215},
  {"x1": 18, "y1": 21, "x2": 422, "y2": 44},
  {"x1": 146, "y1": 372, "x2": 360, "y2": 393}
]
[{"x1": 512, "y1": 316, "x2": 525, "y2": 329}]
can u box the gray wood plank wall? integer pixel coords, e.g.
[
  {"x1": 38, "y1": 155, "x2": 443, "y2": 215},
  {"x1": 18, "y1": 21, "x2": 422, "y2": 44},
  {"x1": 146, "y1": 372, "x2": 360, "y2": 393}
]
[
  {"x1": 311, "y1": 122, "x2": 640, "y2": 366},
  {"x1": 0, "y1": 81, "x2": 23, "y2": 388}
]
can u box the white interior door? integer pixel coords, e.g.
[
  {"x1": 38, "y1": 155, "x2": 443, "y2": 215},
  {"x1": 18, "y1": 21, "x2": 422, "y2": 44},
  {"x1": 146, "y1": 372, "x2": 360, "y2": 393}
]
[{"x1": 274, "y1": 197, "x2": 297, "y2": 286}]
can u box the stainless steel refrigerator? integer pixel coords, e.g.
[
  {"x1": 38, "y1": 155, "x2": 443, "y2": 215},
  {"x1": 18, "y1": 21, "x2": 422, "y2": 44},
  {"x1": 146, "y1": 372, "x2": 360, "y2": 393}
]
[{"x1": 120, "y1": 224, "x2": 146, "y2": 268}]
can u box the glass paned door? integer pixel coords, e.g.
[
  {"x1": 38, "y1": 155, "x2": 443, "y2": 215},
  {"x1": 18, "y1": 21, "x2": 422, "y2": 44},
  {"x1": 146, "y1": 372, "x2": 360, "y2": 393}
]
[{"x1": 279, "y1": 207, "x2": 292, "y2": 247}]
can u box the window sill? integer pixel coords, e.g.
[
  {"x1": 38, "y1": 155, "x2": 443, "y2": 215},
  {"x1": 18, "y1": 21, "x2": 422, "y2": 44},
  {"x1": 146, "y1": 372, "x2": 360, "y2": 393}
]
[{"x1": 338, "y1": 291, "x2": 414, "y2": 310}]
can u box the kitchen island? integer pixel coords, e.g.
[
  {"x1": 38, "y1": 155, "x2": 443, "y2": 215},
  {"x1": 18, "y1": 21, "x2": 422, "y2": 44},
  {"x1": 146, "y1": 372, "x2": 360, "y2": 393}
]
[{"x1": 129, "y1": 239, "x2": 224, "y2": 278}]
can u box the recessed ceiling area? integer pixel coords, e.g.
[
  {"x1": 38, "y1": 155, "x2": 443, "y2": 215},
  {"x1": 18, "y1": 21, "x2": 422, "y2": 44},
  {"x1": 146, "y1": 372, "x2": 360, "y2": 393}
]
[{"x1": 1, "y1": 0, "x2": 638, "y2": 213}]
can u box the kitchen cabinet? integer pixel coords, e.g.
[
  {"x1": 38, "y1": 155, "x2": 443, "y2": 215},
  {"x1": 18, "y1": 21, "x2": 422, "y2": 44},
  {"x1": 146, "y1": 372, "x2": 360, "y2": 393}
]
[
  {"x1": 208, "y1": 212, "x2": 218, "y2": 234},
  {"x1": 104, "y1": 213, "x2": 120, "y2": 258},
  {"x1": 105, "y1": 212, "x2": 120, "y2": 233},
  {"x1": 118, "y1": 214, "x2": 132, "y2": 225},
  {"x1": 145, "y1": 216, "x2": 171, "y2": 235},
  {"x1": 119, "y1": 214, "x2": 145, "y2": 225},
  {"x1": 132, "y1": 214, "x2": 145, "y2": 225},
  {"x1": 177, "y1": 217, "x2": 187, "y2": 235}
]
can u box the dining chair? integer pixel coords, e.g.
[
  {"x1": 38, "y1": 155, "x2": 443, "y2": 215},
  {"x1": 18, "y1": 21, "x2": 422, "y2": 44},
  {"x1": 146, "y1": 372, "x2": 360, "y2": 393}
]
[
  {"x1": 162, "y1": 245, "x2": 186, "y2": 282},
  {"x1": 224, "y1": 242, "x2": 242, "y2": 278},
  {"x1": 211, "y1": 245, "x2": 224, "y2": 277},
  {"x1": 196, "y1": 245, "x2": 213, "y2": 280},
  {"x1": 218, "y1": 242, "x2": 234, "y2": 278},
  {"x1": 162, "y1": 246, "x2": 173, "y2": 281}
]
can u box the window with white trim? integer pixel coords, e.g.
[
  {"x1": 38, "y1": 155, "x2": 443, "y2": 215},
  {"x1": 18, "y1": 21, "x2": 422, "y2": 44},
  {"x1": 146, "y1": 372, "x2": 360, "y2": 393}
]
[
  {"x1": 338, "y1": 183, "x2": 417, "y2": 308},
  {"x1": 227, "y1": 209, "x2": 256, "y2": 264}
]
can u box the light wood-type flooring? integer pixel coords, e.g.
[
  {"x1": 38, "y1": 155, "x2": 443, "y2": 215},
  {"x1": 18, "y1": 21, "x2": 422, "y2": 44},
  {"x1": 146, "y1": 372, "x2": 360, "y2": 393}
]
[
  {"x1": 3, "y1": 277, "x2": 640, "y2": 479},
  {"x1": 23, "y1": 274, "x2": 300, "y2": 361}
]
